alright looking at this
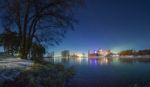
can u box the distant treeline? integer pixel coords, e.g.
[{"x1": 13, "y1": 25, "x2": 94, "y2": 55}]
[{"x1": 119, "y1": 49, "x2": 150, "y2": 56}]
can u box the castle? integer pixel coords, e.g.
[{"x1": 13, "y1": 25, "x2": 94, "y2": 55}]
[{"x1": 88, "y1": 49, "x2": 111, "y2": 58}]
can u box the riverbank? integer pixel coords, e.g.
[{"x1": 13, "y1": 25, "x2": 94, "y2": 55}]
[
  {"x1": 0, "y1": 57, "x2": 33, "y2": 86},
  {"x1": 119, "y1": 55, "x2": 150, "y2": 58}
]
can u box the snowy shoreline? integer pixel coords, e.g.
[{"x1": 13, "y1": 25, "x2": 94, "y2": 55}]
[{"x1": 0, "y1": 57, "x2": 33, "y2": 86}]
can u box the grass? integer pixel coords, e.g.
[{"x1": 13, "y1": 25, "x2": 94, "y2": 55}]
[{"x1": 2, "y1": 63, "x2": 75, "y2": 87}]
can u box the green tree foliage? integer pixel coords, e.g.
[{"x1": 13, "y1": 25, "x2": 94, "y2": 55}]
[
  {"x1": 119, "y1": 50, "x2": 136, "y2": 56},
  {"x1": 137, "y1": 49, "x2": 150, "y2": 55},
  {"x1": 119, "y1": 49, "x2": 150, "y2": 56},
  {"x1": 0, "y1": 27, "x2": 19, "y2": 55},
  {"x1": 31, "y1": 43, "x2": 46, "y2": 63}
]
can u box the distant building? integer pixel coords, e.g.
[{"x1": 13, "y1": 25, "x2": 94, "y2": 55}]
[
  {"x1": 61, "y1": 50, "x2": 70, "y2": 58},
  {"x1": 70, "y1": 53, "x2": 84, "y2": 58},
  {"x1": 70, "y1": 53, "x2": 80, "y2": 58},
  {"x1": 82, "y1": 53, "x2": 86, "y2": 58}
]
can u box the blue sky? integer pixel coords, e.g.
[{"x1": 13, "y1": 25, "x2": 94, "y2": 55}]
[
  {"x1": 49, "y1": 0, "x2": 150, "y2": 55},
  {"x1": 0, "y1": 0, "x2": 150, "y2": 55}
]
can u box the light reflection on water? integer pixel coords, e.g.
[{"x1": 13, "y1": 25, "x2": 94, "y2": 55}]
[
  {"x1": 46, "y1": 57, "x2": 150, "y2": 87},
  {"x1": 48, "y1": 57, "x2": 150, "y2": 65}
]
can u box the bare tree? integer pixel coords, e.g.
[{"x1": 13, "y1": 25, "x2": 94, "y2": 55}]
[{"x1": 0, "y1": 0, "x2": 84, "y2": 59}]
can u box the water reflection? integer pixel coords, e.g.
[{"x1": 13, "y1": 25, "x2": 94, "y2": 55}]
[
  {"x1": 89, "y1": 58, "x2": 110, "y2": 65},
  {"x1": 45, "y1": 57, "x2": 150, "y2": 87},
  {"x1": 47, "y1": 57, "x2": 150, "y2": 65}
]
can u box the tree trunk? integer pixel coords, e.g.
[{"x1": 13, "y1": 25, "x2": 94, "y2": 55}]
[
  {"x1": 20, "y1": 36, "x2": 33, "y2": 59},
  {"x1": 20, "y1": 36, "x2": 27, "y2": 59},
  {"x1": 20, "y1": 45, "x2": 27, "y2": 59}
]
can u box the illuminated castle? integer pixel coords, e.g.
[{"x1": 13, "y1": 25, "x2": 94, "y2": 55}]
[{"x1": 88, "y1": 49, "x2": 111, "y2": 58}]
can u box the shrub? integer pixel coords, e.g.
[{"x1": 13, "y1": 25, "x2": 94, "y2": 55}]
[{"x1": 12, "y1": 63, "x2": 75, "y2": 87}]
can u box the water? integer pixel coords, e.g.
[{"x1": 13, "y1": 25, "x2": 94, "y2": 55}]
[{"x1": 51, "y1": 57, "x2": 150, "y2": 87}]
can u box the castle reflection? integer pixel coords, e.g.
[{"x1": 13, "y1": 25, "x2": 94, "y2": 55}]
[{"x1": 89, "y1": 58, "x2": 111, "y2": 65}]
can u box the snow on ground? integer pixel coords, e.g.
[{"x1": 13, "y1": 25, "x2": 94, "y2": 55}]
[
  {"x1": 0, "y1": 58, "x2": 33, "y2": 69},
  {"x1": 0, "y1": 57, "x2": 33, "y2": 86}
]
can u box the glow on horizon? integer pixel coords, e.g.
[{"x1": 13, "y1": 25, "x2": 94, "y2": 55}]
[
  {"x1": 111, "y1": 43, "x2": 138, "y2": 54},
  {"x1": 49, "y1": 43, "x2": 141, "y2": 57}
]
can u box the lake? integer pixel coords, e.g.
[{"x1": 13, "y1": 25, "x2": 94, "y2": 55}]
[{"x1": 51, "y1": 57, "x2": 150, "y2": 87}]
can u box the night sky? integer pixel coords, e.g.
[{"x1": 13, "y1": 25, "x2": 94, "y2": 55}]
[
  {"x1": 51, "y1": 0, "x2": 150, "y2": 54},
  {"x1": 0, "y1": 1, "x2": 149, "y2": 55}
]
